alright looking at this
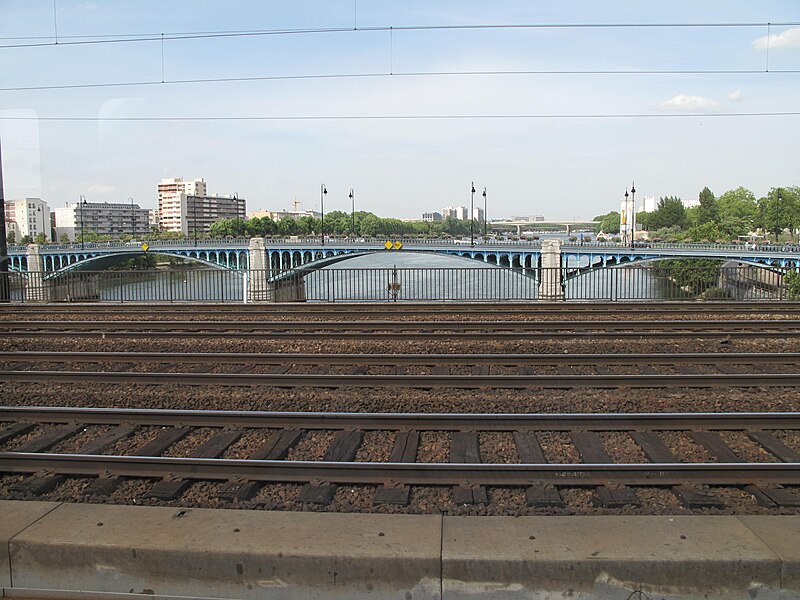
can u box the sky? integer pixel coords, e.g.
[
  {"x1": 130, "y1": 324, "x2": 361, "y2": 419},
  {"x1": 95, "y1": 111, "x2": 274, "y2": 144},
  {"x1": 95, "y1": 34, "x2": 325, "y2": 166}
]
[{"x1": 0, "y1": 0, "x2": 798, "y2": 221}]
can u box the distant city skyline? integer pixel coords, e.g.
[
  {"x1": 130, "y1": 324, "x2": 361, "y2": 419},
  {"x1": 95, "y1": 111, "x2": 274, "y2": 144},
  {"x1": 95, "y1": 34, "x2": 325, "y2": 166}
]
[{"x1": 1, "y1": 1, "x2": 798, "y2": 220}]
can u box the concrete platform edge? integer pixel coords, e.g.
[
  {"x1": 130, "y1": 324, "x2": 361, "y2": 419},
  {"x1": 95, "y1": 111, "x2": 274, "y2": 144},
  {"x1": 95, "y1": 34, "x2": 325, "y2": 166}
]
[{"x1": 3, "y1": 501, "x2": 800, "y2": 600}]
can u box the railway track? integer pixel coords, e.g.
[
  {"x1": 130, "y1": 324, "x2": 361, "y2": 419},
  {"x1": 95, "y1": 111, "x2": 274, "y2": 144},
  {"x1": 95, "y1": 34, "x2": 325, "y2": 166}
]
[
  {"x1": 3, "y1": 301, "x2": 800, "y2": 319},
  {"x1": 1, "y1": 407, "x2": 799, "y2": 509},
  {"x1": 3, "y1": 351, "x2": 800, "y2": 388},
  {"x1": 2, "y1": 318, "x2": 799, "y2": 340}
]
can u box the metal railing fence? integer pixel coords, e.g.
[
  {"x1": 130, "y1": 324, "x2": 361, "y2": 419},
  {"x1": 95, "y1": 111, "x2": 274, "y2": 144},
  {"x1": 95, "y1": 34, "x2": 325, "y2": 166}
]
[{"x1": 3, "y1": 264, "x2": 796, "y2": 303}]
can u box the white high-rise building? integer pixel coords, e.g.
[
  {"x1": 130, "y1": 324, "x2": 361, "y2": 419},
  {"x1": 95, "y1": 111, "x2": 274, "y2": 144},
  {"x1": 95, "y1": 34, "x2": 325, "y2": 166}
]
[
  {"x1": 157, "y1": 177, "x2": 245, "y2": 234},
  {"x1": 442, "y1": 206, "x2": 471, "y2": 220},
  {"x1": 3, "y1": 197, "x2": 51, "y2": 241}
]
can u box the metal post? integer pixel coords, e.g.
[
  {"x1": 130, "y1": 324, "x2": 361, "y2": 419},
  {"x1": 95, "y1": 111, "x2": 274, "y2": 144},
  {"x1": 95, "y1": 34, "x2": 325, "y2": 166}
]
[
  {"x1": 320, "y1": 184, "x2": 327, "y2": 245},
  {"x1": 129, "y1": 197, "x2": 135, "y2": 239},
  {"x1": 0, "y1": 137, "x2": 9, "y2": 302},
  {"x1": 630, "y1": 182, "x2": 636, "y2": 248},
  {"x1": 470, "y1": 182, "x2": 475, "y2": 247},
  {"x1": 79, "y1": 196, "x2": 86, "y2": 250},
  {"x1": 349, "y1": 188, "x2": 354, "y2": 236},
  {"x1": 482, "y1": 187, "x2": 487, "y2": 237}
]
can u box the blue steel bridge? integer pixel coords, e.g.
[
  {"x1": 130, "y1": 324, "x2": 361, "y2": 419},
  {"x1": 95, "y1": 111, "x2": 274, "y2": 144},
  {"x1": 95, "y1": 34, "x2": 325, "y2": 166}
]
[{"x1": 6, "y1": 237, "x2": 800, "y2": 276}]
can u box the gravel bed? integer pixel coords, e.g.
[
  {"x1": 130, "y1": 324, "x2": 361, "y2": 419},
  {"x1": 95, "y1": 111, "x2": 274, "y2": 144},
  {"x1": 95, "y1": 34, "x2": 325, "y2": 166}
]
[
  {"x1": 355, "y1": 430, "x2": 395, "y2": 462},
  {"x1": 161, "y1": 428, "x2": 216, "y2": 458},
  {"x1": 50, "y1": 425, "x2": 112, "y2": 454},
  {"x1": 598, "y1": 432, "x2": 649, "y2": 463},
  {"x1": 5, "y1": 336, "x2": 800, "y2": 356},
  {"x1": 416, "y1": 432, "x2": 450, "y2": 463},
  {"x1": 286, "y1": 431, "x2": 335, "y2": 461},
  {"x1": 537, "y1": 432, "x2": 579, "y2": 463},
  {"x1": 717, "y1": 431, "x2": 775, "y2": 463},
  {"x1": 222, "y1": 429, "x2": 276, "y2": 459},
  {"x1": 479, "y1": 432, "x2": 519, "y2": 463},
  {"x1": 659, "y1": 432, "x2": 717, "y2": 462}
]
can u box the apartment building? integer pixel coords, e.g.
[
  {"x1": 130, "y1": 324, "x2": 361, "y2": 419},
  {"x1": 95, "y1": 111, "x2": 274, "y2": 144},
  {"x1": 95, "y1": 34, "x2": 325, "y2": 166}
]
[
  {"x1": 53, "y1": 201, "x2": 151, "y2": 241},
  {"x1": 3, "y1": 197, "x2": 51, "y2": 241},
  {"x1": 158, "y1": 177, "x2": 245, "y2": 234}
]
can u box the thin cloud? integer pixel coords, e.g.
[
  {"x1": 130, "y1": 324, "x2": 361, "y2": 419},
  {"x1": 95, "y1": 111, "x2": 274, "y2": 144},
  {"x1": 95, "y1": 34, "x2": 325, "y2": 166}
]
[
  {"x1": 86, "y1": 183, "x2": 116, "y2": 194},
  {"x1": 752, "y1": 27, "x2": 800, "y2": 50},
  {"x1": 658, "y1": 94, "x2": 719, "y2": 112},
  {"x1": 728, "y1": 90, "x2": 743, "y2": 102}
]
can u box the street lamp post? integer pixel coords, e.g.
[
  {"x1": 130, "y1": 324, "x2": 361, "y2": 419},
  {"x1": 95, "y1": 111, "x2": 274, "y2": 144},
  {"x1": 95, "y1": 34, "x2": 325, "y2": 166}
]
[
  {"x1": 482, "y1": 187, "x2": 487, "y2": 237},
  {"x1": 79, "y1": 196, "x2": 87, "y2": 250},
  {"x1": 470, "y1": 182, "x2": 475, "y2": 247},
  {"x1": 349, "y1": 188, "x2": 355, "y2": 237},
  {"x1": 193, "y1": 197, "x2": 198, "y2": 247},
  {"x1": 776, "y1": 189, "x2": 784, "y2": 242},
  {"x1": 320, "y1": 184, "x2": 327, "y2": 245},
  {"x1": 129, "y1": 197, "x2": 135, "y2": 239},
  {"x1": 623, "y1": 189, "x2": 629, "y2": 246},
  {"x1": 630, "y1": 181, "x2": 636, "y2": 248}
]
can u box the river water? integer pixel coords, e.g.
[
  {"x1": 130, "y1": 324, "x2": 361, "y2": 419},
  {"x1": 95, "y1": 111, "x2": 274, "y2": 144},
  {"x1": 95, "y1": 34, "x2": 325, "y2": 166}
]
[{"x1": 18, "y1": 250, "x2": 688, "y2": 302}]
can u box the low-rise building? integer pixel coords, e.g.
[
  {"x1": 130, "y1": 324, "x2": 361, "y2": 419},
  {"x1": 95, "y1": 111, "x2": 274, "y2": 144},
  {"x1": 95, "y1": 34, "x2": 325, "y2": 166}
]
[
  {"x1": 422, "y1": 212, "x2": 443, "y2": 222},
  {"x1": 53, "y1": 201, "x2": 151, "y2": 241}
]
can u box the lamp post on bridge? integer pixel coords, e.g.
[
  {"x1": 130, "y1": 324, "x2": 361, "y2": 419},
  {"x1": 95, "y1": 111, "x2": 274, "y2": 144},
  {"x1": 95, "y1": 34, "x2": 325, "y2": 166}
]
[
  {"x1": 630, "y1": 182, "x2": 636, "y2": 249},
  {"x1": 482, "y1": 187, "x2": 487, "y2": 238},
  {"x1": 470, "y1": 182, "x2": 475, "y2": 247},
  {"x1": 349, "y1": 188, "x2": 355, "y2": 237},
  {"x1": 320, "y1": 183, "x2": 327, "y2": 246},
  {"x1": 79, "y1": 195, "x2": 87, "y2": 250},
  {"x1": 129, "y1": 197, "x2": 135, "y2": 239}
]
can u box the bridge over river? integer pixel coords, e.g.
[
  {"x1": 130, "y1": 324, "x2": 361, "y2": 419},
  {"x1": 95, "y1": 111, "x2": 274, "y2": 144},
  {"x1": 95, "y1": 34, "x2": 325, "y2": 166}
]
[
  {"x1": 8, "y1": 237, "x2": 800, "y2": 274},
  {"x1": 6, "y1": 237, "x2": 799, "y2": 302}
]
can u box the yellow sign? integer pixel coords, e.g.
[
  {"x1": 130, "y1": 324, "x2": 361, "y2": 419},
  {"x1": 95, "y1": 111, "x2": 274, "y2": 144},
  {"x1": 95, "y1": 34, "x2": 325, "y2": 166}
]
[
  {"x1": 141, "y1": 243, "x2": 149, "y2": 252},
  {"x1": 384, "y1": 241, "x2": 393, "y2": 250},
  {"x1": 384, "y1": 240, "x2": 403, "y2": 250},
  {"x1": 393, "y1": 241, "x2": 403, "y2": 250}
]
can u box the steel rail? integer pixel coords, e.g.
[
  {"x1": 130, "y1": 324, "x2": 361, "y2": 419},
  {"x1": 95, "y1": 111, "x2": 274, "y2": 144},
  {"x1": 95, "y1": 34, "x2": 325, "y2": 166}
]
[
  {"x1": 3, "y1": 406, "x2": 799, "y2": 431},
  {"x1": 2, "y1": 350, "x2": 798, "y2": 366},
  {"x1": 4, "y1": 330, "x2": 799, "y2": 340},
  {"x1": 5, "y1": 370, "x2": 800, "y2": 388},
  {"x1": 0, "y1": 319, "x2": 797, "y2": 332},
  {"x1": 3, "y1": 301, "x2": 800, "y2": 314},
  {"x1": 2, "y1": 370, "x2": 800, "y2": 389},
  {"x1": 1, "y1": 453, "x2": 798, "y2": 486}
]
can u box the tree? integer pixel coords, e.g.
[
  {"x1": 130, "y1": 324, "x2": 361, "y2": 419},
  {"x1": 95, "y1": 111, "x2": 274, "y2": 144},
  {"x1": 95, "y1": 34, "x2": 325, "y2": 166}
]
[
  {"x1": 19, "y1": 234, "x2": 33, "y2": 245},
  {"x1": 593, "y1": 211, "x2": 620, "y2": 234},
  {"x1": 34, "y1": 233, "x2": 47, "y2": 244},
  {"x1": 717, "y1": 187, "x2": 758, "y2": 238},
  {"x1": 6, "y1": 231, "x2": 15, "y2": 245},
  {"x1": 649, "y1": 197, "x2": 686, "y2": 230},
  {"x1": 696, "y1": 187, "x2": 718, "y2": 225}
]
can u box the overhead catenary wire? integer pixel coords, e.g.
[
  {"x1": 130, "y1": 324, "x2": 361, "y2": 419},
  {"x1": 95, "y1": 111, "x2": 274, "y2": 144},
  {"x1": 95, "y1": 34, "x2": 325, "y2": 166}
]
[
  {"x1": 0, "y1": 112, "x2": 797, "y2": 122},
  {"x1": 1, "y1": 68, "x2": 798, "y2": 93},
  {"x1": 1, "y1": 20, "x2": 799, "y2": 48}
]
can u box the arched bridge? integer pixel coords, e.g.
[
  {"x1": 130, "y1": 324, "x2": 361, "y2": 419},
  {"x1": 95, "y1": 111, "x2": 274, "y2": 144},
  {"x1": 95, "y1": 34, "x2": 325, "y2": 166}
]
[{"x1": 7, "y1": 237, "x2": 800, "y2": 275}]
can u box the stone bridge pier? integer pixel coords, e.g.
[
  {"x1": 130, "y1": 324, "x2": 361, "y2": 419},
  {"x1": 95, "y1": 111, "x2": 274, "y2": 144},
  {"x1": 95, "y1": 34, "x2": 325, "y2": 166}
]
[
  {"x1": 539, "y1": 239, "x2": 564, "y2": 301},
  {"x1": 247, "y1": 238, "x2": 306, "y2": 302}
]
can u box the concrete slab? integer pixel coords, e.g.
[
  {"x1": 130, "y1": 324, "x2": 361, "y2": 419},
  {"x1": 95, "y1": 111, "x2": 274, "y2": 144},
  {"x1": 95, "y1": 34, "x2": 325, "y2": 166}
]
[
  {"x1": 740, "y1": 516, "x2": 800, "y2": 594},
  {"x1": 0, "y1": 501, "x2": 60, "y2": 587},
  {"x1": 9, "y1": 502, "x2": 442, "y2": 600},
  {"x1": 442, "y1": 515, "x2": 784, "y2": 599}
]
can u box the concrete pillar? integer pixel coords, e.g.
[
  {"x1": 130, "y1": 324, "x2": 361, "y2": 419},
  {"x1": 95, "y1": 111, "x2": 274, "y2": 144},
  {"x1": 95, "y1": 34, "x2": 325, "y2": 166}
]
[
  {"x1": 539, "y1": 239, "x2": 564, "y2": 301},
  {"x1": 24, "y1": 244, "x2": 50, "y2": 302},
  {"x1": 248, "y1": 237, "x2": 306, "y2": 302},
  {"x1": 247, "y1": 237, "x2": 270, "y2": 301}
]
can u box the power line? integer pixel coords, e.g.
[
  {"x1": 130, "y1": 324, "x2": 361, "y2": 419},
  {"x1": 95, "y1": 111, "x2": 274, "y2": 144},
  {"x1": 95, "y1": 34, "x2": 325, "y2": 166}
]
[
  {"x1": 2, "y1": 68, "x2": 798, "y2": 93},
  {"x1": 1, "y1": 112, "x2": 797, "y2": 122},
  {"x1": 0, "y1": 21, "x2": 798, "y2": 49}
]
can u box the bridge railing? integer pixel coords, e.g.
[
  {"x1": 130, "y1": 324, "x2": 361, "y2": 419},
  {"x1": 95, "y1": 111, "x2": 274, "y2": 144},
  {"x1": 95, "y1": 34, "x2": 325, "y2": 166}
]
[
  {"x1": 4, "y1": 263, "x2": 795, "y2": 303},
  {"x1": 10, "y1": 236, "x2": 800, "y2": 254}
]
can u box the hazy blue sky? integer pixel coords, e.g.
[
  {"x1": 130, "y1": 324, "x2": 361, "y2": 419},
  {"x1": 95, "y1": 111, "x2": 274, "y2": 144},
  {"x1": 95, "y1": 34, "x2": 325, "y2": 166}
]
[{"x1": 0, "y1": 1, "x2": 798, "y2": 220}]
